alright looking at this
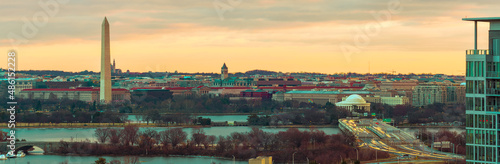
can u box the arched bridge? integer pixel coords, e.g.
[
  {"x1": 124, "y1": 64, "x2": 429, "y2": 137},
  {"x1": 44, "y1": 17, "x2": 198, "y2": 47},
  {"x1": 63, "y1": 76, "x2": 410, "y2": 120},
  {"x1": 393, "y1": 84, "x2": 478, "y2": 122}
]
[{"x1": 0, "y1": 141, "x2": 60, "y2": 154}]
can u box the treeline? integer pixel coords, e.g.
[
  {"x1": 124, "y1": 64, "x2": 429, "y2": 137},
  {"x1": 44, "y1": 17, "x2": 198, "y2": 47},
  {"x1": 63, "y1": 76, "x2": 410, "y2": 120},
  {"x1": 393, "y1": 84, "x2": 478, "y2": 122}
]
[
  {"x1": 8, "y1": 95, "x2": 330, "y2": 114},
  {"x1": 247, "y1": 105, "x2": 351, "y2": 126},
  {"x1": 370, "y1": 103, "x2": 465, "y2": 125},
  {"x1": 54, "y1": 125, "x2": 389, "y2": 163},
  {"x1": 0, "y1": 110, "x2": 126, "y2": 124}
]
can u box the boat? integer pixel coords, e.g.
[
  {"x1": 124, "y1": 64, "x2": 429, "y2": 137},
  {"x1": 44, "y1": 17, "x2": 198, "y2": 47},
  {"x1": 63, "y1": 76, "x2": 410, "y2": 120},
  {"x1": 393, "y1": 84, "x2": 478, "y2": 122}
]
[
  {"x1": 16, "y1": 152, "x2": 26, "y2": 158},
  {"x1": 5, "y1": 152, "x2": 15, "y2": 158},
  {"x1": 0, "y1": 154, "x2": 7, "y2": 160}
]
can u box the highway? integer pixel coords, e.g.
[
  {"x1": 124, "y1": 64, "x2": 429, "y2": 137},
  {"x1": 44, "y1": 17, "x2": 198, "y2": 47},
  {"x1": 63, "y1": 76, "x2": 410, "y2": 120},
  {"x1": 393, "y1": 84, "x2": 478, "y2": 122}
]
[{"x1": 339, "y1": 118, "x2": 464, "y2": 161}]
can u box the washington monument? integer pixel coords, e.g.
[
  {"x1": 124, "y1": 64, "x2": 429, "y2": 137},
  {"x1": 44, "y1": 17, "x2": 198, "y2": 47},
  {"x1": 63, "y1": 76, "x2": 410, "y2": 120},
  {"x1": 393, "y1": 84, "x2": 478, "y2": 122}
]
[{"x1": 100, "y1": 17, "x2": 111, "y2": 103}]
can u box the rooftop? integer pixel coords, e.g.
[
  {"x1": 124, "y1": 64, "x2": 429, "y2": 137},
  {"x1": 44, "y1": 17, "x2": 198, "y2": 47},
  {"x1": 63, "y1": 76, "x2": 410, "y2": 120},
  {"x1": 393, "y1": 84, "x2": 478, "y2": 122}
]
[{"x1": 462, "y1": 17, "x2": 500, "y2": 22}]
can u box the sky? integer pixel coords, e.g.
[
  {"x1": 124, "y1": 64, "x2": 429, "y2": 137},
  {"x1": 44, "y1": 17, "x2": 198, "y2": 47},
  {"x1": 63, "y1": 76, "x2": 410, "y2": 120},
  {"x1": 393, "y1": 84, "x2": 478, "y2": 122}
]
[{"x1": 1, "y1": 0, "x2": 499, "y2": 75}]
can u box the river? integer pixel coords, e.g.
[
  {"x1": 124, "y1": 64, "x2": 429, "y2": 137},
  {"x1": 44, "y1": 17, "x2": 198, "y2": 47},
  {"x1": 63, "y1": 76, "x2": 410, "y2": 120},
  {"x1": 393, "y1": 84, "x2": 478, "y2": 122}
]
[{"x1": 0, "y1": 155, "x2": 247, "y2": 164}]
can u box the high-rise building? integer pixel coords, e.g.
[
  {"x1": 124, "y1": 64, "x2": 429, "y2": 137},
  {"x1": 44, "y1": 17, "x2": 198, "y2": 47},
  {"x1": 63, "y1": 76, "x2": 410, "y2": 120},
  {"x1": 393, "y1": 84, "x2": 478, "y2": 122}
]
[
  {"x1": 463, "y1": 17, "x2": 500, "y2": 163},
  {"x1": 100, "y1": 17, "x2": 112, "y2": 103},
  {"x1": 221, "y1": 63, "x2": 228, "y2": 80}
]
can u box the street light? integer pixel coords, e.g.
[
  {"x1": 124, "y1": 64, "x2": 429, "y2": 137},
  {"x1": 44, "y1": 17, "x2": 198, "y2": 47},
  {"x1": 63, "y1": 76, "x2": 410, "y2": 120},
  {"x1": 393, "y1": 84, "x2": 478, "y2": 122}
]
[
  {"x1": 293, "y1": 152, "x2": 297, "y2": 164},
  {"x1": 355, "y1": 148, "x2": 359, "y2": 161}
]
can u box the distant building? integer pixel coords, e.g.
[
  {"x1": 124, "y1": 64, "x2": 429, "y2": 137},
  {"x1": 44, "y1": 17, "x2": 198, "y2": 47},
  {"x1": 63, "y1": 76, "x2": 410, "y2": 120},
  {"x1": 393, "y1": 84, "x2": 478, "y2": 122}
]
[
  {"x1": 249, "y1": 156, "x2": 272, "y2": 164},
  {"x1": 15, "y1": 79, "x2": 34, "y2": 95},
  {"x1": 336, "y1": 94, "x2": 371, "y2": 113},
  {"x1": 255, "y1": 77, "x2": 301, "y2": 87},
  {"x1": 45, "y1": 81, "x2": 89, "y2": 89},
  {"x1": 272, "y1": 91, "x2": 285, "y2": 102},
  {"x1": 445, "y1": 84, "x2": 465, "y2": 104},
  {"x1": 212, "y1": 77, "x2": 255, "y2": 87},
  {"x1": 381, "y1": 96, "x2": 410, "y2": 106},
  {"x1": 345, "y1": 95, "x2": 410, "y2": 106},
  {"x1": 283, "y1": 90, "x2": 373, "y2": 105},
  {"x1": 412, "y1": 83, "x2": 464, "y2": 106},
  {"x1": 379, "y1": 81, "x2": 418, "y2": 90},
  {"x1": 18, "y1": 88, "x2": 130, "y2": 103},
  {"x1": 221, "y1": 63, "x2": 228, "y2": 80},
  {"x1": 240, "y1": 89, "x2": 272, "y2": 100},
  {"x1": 361, "y1": 82, "x2": 380, "y2": 91},
  {"x1": 412, "y1": 83, "x2": 446, "y2": 106},
  {"x1": 0, "y1": 78, "x2": 35, "y2": 98}
]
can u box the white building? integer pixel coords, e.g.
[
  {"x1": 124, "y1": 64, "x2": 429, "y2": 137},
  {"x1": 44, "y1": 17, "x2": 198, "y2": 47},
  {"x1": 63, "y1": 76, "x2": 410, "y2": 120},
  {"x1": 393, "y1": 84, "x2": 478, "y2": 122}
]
[{"x1": 336, "y1": 94, "x2": 371, "y2": 113}]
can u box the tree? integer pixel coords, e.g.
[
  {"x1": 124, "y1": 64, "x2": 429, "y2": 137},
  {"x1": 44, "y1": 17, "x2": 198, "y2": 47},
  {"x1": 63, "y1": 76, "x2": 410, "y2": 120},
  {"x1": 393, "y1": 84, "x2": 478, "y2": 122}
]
[
  {"x1": 191, "y1": 128, "x2": 207, "y2": 148},
  {"x1": 95, "y1": 128, "x2": 110, "y2": 143},
  {"x1": 95, "y1": 157, "x2": 106, "y2": 164},
  {"x1": 122, "y1": 125, "x2": 139, "y2": 146},
  {"x1": 159, "y1": 128, "x2": 187, "y2": 149},
  {"x1": 144, "y1": 109, "x2": 161, "y2": 125},
  {"x1": 108, "y1": 129, "x2": 121, "y2": 145},
  {"x1": 35, "y1": 100, "x2": 42, "y2": 111},
  {"x1": 138, "y1": 129, "x2": 159, "y2": 151}
]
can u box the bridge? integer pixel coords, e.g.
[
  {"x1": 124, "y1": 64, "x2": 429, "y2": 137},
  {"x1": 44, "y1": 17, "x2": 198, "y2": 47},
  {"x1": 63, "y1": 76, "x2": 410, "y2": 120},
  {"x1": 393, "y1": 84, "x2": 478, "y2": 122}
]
[
  {"x1": 0, "y1": 141, "x2": 60, "y2": 154},
  {"x1": 339, "y1": 118, "x2": 465, "y2": 162}
]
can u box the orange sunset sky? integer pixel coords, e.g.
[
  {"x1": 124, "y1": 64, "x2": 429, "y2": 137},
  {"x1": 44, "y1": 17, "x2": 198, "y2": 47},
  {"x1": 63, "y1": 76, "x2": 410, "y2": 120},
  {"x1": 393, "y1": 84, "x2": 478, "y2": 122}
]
[{"x1": 1, "y1": 0, "x2": 499, "y2": 75}]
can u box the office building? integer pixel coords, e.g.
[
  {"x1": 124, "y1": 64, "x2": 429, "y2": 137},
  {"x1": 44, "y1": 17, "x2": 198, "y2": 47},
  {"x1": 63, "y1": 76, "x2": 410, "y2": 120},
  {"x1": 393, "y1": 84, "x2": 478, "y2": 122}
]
[{"x1": 463, "y1": 17, "x2": 500, "y2": 163}]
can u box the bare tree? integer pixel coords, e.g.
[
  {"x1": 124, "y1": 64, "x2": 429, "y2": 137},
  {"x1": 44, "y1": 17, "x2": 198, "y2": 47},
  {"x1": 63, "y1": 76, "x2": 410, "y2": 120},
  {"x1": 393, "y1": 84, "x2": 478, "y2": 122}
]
[
  {"x1": 122, "y1": 125, "x2": 139, "y2": 146},
  {"x1": 94, "y1": 128, "x2": 110, "y2": 143},
  {"x1": 191, "y1": 128, "x2": 207, "y2": 148},
  {"x1": 159, "y1": 128, "x2": 187, "y2": 149},
  {"x1": 139, "y1": 129, "x2": 159, "y2": 151},
  {"x1": 108, "y1": 129, "x2": 121, "y2": 145}
]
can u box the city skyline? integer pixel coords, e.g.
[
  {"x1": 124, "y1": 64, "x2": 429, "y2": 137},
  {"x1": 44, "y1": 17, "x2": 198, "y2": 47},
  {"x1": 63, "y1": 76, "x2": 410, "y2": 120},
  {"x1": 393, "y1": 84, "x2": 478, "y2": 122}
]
[{"x1": 2, "y1": 0, "x2": 500, "y2": 75}]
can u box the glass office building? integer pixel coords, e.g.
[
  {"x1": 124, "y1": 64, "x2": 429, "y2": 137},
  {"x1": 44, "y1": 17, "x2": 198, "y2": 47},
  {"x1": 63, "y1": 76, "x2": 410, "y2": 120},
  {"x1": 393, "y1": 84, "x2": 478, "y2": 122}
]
[{"x1": 463, "y1": 17, "x2": 500, "y2": 163}]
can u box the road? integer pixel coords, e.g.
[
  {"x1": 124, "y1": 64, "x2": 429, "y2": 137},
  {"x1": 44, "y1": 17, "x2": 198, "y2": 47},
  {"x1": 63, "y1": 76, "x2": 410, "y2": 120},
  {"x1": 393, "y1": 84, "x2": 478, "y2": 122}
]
[{"x1": 339, "y1": 119, "x2": 464, "y2": 161}]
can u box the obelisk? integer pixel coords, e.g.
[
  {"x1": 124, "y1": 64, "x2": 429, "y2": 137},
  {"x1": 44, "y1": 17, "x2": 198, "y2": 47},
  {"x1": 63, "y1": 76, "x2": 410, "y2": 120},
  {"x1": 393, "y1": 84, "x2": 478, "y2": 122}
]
[{"x1": 100, "y1": 17, "x2": 111, "y2": 103}]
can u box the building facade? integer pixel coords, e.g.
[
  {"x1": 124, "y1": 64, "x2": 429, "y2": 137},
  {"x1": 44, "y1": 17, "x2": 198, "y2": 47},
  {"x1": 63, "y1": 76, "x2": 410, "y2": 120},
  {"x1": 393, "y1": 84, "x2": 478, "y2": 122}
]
[
  {"x1": 283, "y1": 90, "x2": 373, "y2": 105},
  {"x1": 463, "y1": 17, "x2": 500, "y2": 163},
  {"x1": 18, "y1": 88, "x2": 130, "y2": 103},
  {"x1": 412, "y1": 83, "x2": 447, "y2": 107}
]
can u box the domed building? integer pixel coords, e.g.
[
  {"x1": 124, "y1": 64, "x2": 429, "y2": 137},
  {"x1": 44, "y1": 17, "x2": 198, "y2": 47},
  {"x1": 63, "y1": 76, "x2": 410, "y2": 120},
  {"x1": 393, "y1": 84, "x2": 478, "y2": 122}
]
[{"x1": 335, "y1": 94, "x2": 371, "y2": 113}]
